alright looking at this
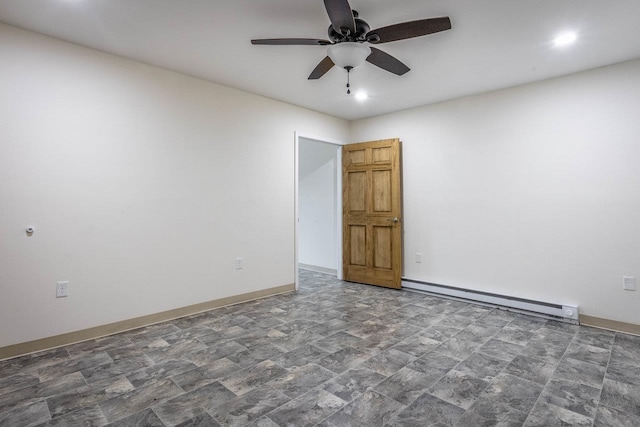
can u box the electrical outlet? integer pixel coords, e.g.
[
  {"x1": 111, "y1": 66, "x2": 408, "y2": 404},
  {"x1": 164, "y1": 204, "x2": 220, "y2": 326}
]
[
  {"x1": 56, "y1": 281, "x2": 68, "y2": 298},
  {"x1": 235, "y1": 258, "x2": 243, "y2": 270},
  {"x1": 415, "y1": 253, "x2": 422, "y2": 263},
  {"x1": 623, "y1": 276, "x2": 636, "y2": 291}
]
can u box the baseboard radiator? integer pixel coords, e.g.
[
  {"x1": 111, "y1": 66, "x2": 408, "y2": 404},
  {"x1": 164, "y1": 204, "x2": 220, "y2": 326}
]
[{"x1": 402, "y1": 278, "x2": 579, "y2": 324}]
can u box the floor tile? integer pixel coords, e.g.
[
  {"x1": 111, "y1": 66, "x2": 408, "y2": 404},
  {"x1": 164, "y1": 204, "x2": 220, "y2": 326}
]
[
  {"x1": 207, "y1": 385, "x2": 288, "y2": 427},
  {"x1": 540, "y1": 378, "x2": 600, "y2": 418},
  {"x1": 266, "y1": 388, "x2": 347, "y2": 426},
  {"x1": 454, "y1": 352, "x2": 508, "y2": 381},
  {"x1": 219, "y1": 360, "x2": 287, "y2": 396},
  {"x1": 599, "y1": 378, "x2": 640, "y2": 416},
  {"x1": 104, "y1": 408, "x2": 164, "y2": 426},
  {"x1": 428, "y1": 369, "x2": 489, "y2": 409},
  {"x1": 480, "y1": 373, "x2": 542, "y2": 413},
  {"x1": 455, "y1": 398, "x2": 528, "y2": 427},
  {"x1": 267, "y1": 363, "x2": 335, "y2": 398},
  {"x1": 322, "y1": 368, "x2": 386, "y2": 402},
  {"x1": 503, "y1": 354, "x2": 556, "y2": 385},
  {"x1": 553, "y1": 356, "x2": 606, "y2": 388},
  {"x1": 318, "y1": 389, "x2": 403, "y2": 426},
  {"x1": 0, "y1": 401, "x2": 51, "y2": 427},
  {"x1": 387, "y1": 392, "x2": 464, "y2": 426},
  {"x1": 593, "y1": 404, "x2": 640, "y2": 427},
  {"x1": 523, "y1": 400, "x2": 592, "y2": 426}
]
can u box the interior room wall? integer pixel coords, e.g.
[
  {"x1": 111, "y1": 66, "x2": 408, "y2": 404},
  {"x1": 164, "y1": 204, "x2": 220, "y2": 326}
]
[
  {"x1": 0, "y1": 24, "x2": 349, "y2": 348},
  {"x1": 350, "y1": 59, "x2": 640, "y2": 325},
  {"x1": 298, "y1": 138, "x2": 338, "y2": 273}
]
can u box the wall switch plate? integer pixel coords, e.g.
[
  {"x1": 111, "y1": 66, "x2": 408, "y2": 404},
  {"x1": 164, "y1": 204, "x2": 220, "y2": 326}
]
[
  {"x1": 562, "y1": 305, "x2": 579, "y2": 320},
  {"x1": 623, "y1": 276, "x2": 636, "y2": 291},
  {"x1": 235, "y1": 258, "x2": 243, "y2": 270},
  {"x1": 415, "y1": 253, "x2": 422, "y2": 263},
  {"x1": 56, "y1": 281, "x2": 68, "y2": 298}
]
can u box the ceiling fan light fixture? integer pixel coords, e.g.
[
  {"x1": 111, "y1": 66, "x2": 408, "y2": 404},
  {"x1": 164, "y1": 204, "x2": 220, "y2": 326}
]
[{"x1": 327, "y1": 42, "x2": 371, "y2": 69}]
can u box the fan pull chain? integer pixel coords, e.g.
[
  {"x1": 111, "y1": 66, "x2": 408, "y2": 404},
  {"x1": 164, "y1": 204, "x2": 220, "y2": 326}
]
[{"x1": 345, "y1": 66, "x2": 353, "y2": 95}]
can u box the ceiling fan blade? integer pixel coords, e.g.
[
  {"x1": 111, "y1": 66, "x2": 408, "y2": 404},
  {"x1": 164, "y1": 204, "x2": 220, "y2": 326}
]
[
  {"x1": 367, "y1": 17, "x2": 451, "y2": 44},
  {"x1": 324, "y1": 0, "x2": 356, "y2": 35},
  {"x1": 251, "y1": 38, "x2": 332, "y2": 46},
  {"x1": 366, "y1": 47, "x2": 410, "y2": 76},
  {"x1": 308, "y1": 56, "x2": 335, "y2": 80}
]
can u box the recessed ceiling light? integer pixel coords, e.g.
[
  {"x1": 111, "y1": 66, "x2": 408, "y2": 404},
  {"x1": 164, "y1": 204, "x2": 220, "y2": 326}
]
[
  {"x1": 553, "y1": 31, "x2": 577, "y2": 47},
  {"x1": 355, "y1": 91, "x2": 368, "y2": 101}
]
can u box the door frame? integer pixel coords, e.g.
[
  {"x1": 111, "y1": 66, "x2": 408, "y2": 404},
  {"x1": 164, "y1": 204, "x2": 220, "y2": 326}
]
[{"x1": 294, "y1": 132, "x2": 346, "y2": 291}]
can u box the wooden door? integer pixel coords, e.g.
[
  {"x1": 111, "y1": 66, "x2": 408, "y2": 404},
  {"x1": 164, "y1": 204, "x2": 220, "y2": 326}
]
[{"x1": 342, "y1": 138, "x2": 402, "y2": 289}]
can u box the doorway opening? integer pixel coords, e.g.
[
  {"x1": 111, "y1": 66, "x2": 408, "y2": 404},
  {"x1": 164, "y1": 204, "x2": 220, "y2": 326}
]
[{"x1": 294, "y1": 133, "x2": 344, "y2": 291}]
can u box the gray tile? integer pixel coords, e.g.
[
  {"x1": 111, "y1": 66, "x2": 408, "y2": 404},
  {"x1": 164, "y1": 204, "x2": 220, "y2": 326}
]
[
  {"x1": 152, "y1": 381, "x2": 235, "y2": 426},
  {"x1": 39, "y1": 352, "x2": 113, "y2": 382},
  {"x1": 360, "y1": 348, "x2": 416, "y2": 377},
  {"x1": 418, "y1": 324, "x2": 463, "y2": 342},
  {"x1": 0, "y1": 372, "x2": 40, "y2": 395},
  {"x1": 429, "y1": 369, "x2": 489, "y2": 410},
  {"x1": 174, "y1": 412, "x2": 221, "y2": 427},
  {"x1": 312, "y1": 331, "x2": 363, "y2": 353},
  {"x1": 599, "y1": 378, "x2": 640, "y2": 416},
  {"x1": 0, "y1": 372, "x2": 86, "y2": 415},
  {"x1": 477, "y1": 339, "x2": 524, "y2": 362},
  {"x1": 480, "y1": 373, "x2": 542, "y2": 413},
  {"x1": 520, "y1": 341, "x2": 567, "y2": 364},
  {"x1": 0, "y1": 401, "x2": 51, "y2": 427},
  {"x1": 540, "y1": 378, "x2": 600, "y2": 418},
  {"x1": 267, "y1": 363, "x2": 335, "y2": 398},
  {"x1": 593, "y1": 404, "x2": 640, "y2": 427},
  {"x1": 208, "y1": 386, "x2": 289, "y2": 427},
  {"x1": 322, "y1": 368, "x2": 386, "y2": 402},
  {"x1": 82, "y1": 355, "x2": 153, "y2": 384},
  {"x1": 388, "y1": 392, "x2": 465, "y2": 427},
  {"x1": 266, "y1": 388, "x2": 347, "y2": 426},
  {"x1": 226, "y1": 344, "x2": 286, "y2": 368},
  {"x1": 105, "y1": 408, "x2": 164, "y2": 426},
  {"x1": 523, "y1": 400, "x2": 592, "y2": 426},
  {"x1": 171, "y1": 358, "x2": 240, "y2": 392},
  {"x1": 455, "y1": 352, "x2": 509, "y2": 381},
  {"x1": 270, "y1": 344, "x2": 330, "y2": 369},
  {"x1": 42, "y1": 404, "x2": 108, "y2": 426},
  {"x1": 433, "y1": 336, "x2": 482, "y2": 359},
  {"x1": 0, "y1": 349, "x2": 69, "y2": 379},
  {"x1": 574, "y1": 327, "x2": 615, "y2": 349},
  {"x1": 126, "y1": 359, "x2": 197, "y2": 388},
  {"x1": 317, "y1": 347, "x2": 370, "y2": 374},
  {"x1": 607, "y1": 358, "x2": 640, "y2": 386},
  {"x1": 47, "y1": 376, "x2": 136, "y2": 419},
  {"x1": 564, "y1": 341, "x2": 611, "y2": 367},
  {"x1": 455, "y1": 398, "x2": 528, "y2": 427},
  {"x1": 99, "y1": 378, "x2": 183, "y2": 423},
  {"x1": 373, "y1": 366, "x2": 441, "y2": 405},
  {"x1": 184, "y1": 342, "x2": 247, "y2": 366},
  {"x1": 494, "y1": 325, "x2": 535, "y2": 346},
  {"x1": 391, "y1": 334, "x2": 441, "y2": 357},
  {"x1": 554, "y1": 356, "x2": 606, "y2": 388},
  {"x1": 319, "y1": 389, "x2": 403, "y2": 427},
  {"x1": 503, "y1": 355, "x2": 556, "y2": 385},
  {"x1": 145, "y1": 339, "x2": 208, "y2": 364},
  {"x1": 219, "y1": 360, "x2": 287, "y2": 396}
]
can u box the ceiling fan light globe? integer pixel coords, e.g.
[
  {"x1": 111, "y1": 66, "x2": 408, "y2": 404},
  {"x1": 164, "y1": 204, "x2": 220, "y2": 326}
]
[{"x1": 327, "y1": 42, "x2": 371, "y2": 69}]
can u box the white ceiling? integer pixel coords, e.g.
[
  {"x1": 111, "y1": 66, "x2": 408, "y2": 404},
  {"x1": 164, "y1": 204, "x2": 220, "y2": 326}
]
[{"x1": 1, "y1": 0, "x2": 639, "y2": 120}]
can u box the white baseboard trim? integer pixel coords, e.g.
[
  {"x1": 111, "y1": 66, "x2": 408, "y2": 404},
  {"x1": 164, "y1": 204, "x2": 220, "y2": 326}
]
[
  {"x1": 402, "y1": 278, "x2": 579, "y2": 324},
  {"x1": 298, "y1": 264, "x2": 337, "y2": 276}
]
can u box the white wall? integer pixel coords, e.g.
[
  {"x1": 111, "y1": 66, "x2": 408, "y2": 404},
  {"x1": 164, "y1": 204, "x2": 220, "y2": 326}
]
[
  {"x1": 298, "y1": 139, "x2": 338, "y2": 272},
  {"x1": 0, "y1": 24, "x2": 349, "y2": 348},
  {"x1": 350, "y1": 59, "x2": 640, "y2": 325}
]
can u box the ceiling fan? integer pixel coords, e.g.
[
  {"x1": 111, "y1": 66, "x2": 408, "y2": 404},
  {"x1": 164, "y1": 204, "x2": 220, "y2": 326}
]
[{"x1": 251, "y1": 0, "x2": 451, "y2": 86}]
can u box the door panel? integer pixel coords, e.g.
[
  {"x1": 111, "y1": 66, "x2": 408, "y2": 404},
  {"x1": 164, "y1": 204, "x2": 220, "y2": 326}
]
[{"x1": 342, "y1": 138, "x2": 402, "y2": 289}]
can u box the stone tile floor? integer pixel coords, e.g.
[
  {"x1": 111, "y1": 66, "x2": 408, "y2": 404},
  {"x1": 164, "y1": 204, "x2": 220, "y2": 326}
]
[{"x1": 1, "y1": 269, "x2": 640, "y2": 426}]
